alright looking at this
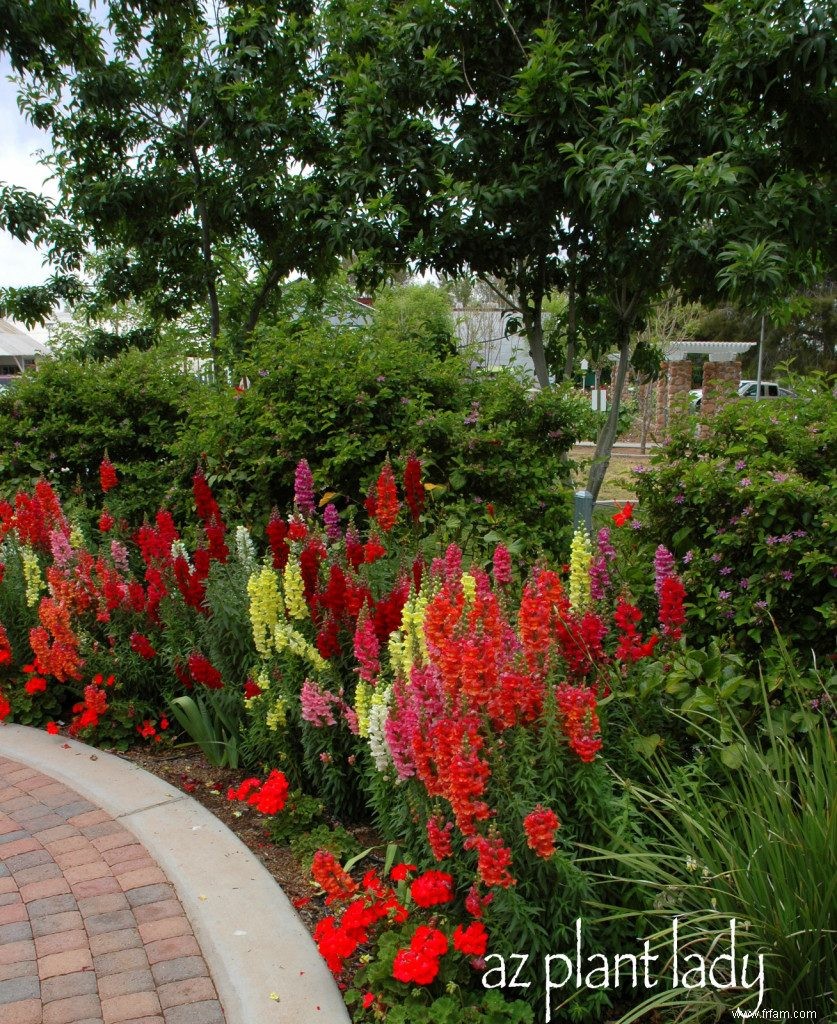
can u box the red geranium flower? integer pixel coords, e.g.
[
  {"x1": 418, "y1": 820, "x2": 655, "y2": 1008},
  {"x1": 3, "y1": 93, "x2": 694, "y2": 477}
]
[
  {"x1": 409, "y1": 870, "x2": 454, "y2": 908},
  {"x1": 453, "y1": 921, "x2": 489, "y2": 957}
]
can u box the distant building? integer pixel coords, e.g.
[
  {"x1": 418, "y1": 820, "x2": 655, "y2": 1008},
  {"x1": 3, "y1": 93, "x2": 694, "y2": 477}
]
[
  {"x1": 453, "y1": 307, "x2": 536, "y2": 378},
  {"x1": 0, "y1": 319, "x2": 49, "y2": 390}
]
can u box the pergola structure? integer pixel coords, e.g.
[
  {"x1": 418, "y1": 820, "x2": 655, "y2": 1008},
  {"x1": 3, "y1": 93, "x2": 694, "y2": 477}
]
[{"x1": 655, "y1": 339, "x2": 756, "y2": 436}]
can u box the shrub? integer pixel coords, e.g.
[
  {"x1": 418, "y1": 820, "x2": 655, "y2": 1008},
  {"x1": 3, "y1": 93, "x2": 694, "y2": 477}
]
[
  {"x1": 630, "y1": 374, "x2": 836, "y2": 656},
  {"x1": 0, "y1": 348, "x2": 199, "y2": 525},
  {"x1": 176, "y1": 320, "x2": 593, "y2": 560}
]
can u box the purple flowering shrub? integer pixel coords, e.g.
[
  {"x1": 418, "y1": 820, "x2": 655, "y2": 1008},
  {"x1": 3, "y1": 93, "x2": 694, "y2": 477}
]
[{"x1": 631, "y1": 375, "x2": 835, "y2": 657}]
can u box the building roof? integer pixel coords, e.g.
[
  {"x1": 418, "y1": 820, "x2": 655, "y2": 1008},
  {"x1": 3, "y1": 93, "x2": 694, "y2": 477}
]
[{"x1": 0, "y1": 318, "x2": 50, "y2": 359}]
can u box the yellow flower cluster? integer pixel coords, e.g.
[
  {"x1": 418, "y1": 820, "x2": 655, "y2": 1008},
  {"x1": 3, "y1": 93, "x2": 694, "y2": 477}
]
[
  {"x1": 461, "y1": 572, "x2": 476, "y2": 605},
  {"x1": 274, "y1": 621, "x2": 327, "y2": 673},
  {"x1": 568, "y1": 527, "x2": 592, "y2": 612},
  {"x1": 387, "y1": 631, "x2": 406, "y2": 679},
  {"x1": 282, "y1": 556, "x2": 307, "y2": 620},
  {"x1": 22, "y1": 546, "x2": 43, "y2": 608},
  {"x1": 69, "y1": 521, "x2": 84, "y2": 548},
  {"x1": 396, "y1": 590, "x2": 429, "y2": 677},
  {"x1": 265, "y1": 697, "x2": 287, "y2": 731},
  {"x1": 247, "y1": 566, "x2": 282, "y2": 658},
  {"x1": 354, "y1": 680, "x2": 371, "y2": 738}
]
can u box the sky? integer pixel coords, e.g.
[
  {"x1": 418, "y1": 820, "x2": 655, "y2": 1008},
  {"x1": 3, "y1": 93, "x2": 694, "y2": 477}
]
[{"x1": 0, "y1": 54, "x2": 57, "y2": 291}]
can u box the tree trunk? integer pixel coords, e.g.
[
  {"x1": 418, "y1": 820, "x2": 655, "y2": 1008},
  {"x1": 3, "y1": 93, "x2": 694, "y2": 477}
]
[
  {"x1": 562, "y1": 226, "x2": 580, "y2": 381},
  {"x1": 188, "y1": 144, "x2": 220, "y2": 376},
  {"x1": 587, "y1": 321, "x2": 632, "y2": 500},
  {"x1": 521, "y1": 298, "x2": 549, "y2": 388},
  {"x1": 244, "y1": 260, "x2": 283, "y2": 336}
]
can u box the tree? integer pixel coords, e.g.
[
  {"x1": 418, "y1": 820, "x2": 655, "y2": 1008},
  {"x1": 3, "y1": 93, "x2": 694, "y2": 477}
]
[
  {"x1": 0, "y1": 1, "x2": 341, "y2": 370},
  {"x1": 322, "y1": 0, "x2": 719, "y2": 498},
  {"x1": 322, "y1": 0, "x2": 834, "y2": 497}
]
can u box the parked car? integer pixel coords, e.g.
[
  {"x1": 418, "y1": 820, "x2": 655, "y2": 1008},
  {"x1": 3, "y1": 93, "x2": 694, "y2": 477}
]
[
  {"x1": 737, "y1": 380, "x2": 796, "y2": 399},
  {"x1": 690, "y1": 380, "x2": 795, "y2": 412}
]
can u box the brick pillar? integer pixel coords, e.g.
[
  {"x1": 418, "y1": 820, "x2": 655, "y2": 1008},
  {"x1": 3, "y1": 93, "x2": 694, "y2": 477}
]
[
  {"x1": 655, "y1": 361, "x2": 670, "y2": 437},
  {"x1": 667, "y1": 360, "x2": 693, "y2": 428},
  {"x1": 699, "y1": 359, "x2": 741, "y2": 437}
]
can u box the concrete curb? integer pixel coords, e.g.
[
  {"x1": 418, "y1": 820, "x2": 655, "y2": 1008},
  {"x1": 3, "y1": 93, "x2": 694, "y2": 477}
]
[{"x1": 0, "y1": 723, "x2": 350, "y2": 1024}]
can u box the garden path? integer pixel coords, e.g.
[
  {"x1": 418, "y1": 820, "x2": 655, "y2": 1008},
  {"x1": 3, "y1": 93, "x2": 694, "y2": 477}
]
[{"x1": 0, "y1": 726, "x2": 348, "y2": 1024}]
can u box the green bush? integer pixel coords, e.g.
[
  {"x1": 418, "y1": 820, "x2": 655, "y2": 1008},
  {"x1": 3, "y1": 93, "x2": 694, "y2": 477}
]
[
  {"x1": 631, "y1": 374, "x2": 836, "y2": 656},
  {"x1": 176, "y1": 320, "x2": 594, "y2": 559},
  {"x1": 0, "y1": 348, "x2": 199, "y2": 524}
]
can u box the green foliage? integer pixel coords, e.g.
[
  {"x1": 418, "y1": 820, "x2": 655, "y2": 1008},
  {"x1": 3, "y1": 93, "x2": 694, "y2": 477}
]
[
  {"x1": 631, "y1": 373, "x2": 836, "y2": 655},
  {"x1": 175, "y1": 320, "x2": 591, "y2": 559},
  {"x1": 168, "y1": 691, "x2": 242, "y2": 768},
  {"x1": 0, "y1": 2, "x2": 340, "y2": 348},
  {"x1": 0, "y1": 349, "x2": 198, "y2": 523},
  {"x1": 289, "y1": 823, "x2": 361, "y2": 873},
  {"x1": 592, "y1": 700, "x2": 836, "y2": 1023},
  {"x1": 372, "y1": 284, "x2": 457, "y2": 360},
  {"x1": 346, "y1": 981, "x2": 534, "y2": 1024}
]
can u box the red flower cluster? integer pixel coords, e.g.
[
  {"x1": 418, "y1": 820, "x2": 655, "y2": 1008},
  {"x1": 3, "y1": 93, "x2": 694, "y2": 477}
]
[
  {"x1": 29, "y1": 597, "x2": 83, "y2": 682},
  {"x1": 453, "y1": 921, "x2": 489, "y2": 956},
  {"x1": 426, "y1": 816, "x2": 454, "y2": 861},
  {"x1": 373, "y1": 461, "x2": 400, "y2": 533},
  {"x1": 523, "y1": 805, "x2": 561, "y2": 858},
  {"x1": 614, "y1": 599, "x2": 659, "y2": 663},
  {"x1": 186, "y1": 652, "x2": 223, "y2": 690},
  {"x1": 227, "y1": 769, "x2": 289, "y2": 816},
  {"x1": 392, "y1": 925, "x2": 448, "y2": 985},
  {"x1": 68, "y1": 681, "x2": 108, "y2": 736},
  {"x1": 556, "y1": 684, "x2": 603, "y2": 762},
  {"x1": 314, "y1": 864, "x2": 407, "y2": 976},
  {"x1": 193, "y1": 469, "x2": 228, "y2": 563},
  {"x1": 659, "y1": 574, "x2": 687, "y2": 640},
  {"x1": 129, "y1": 632, "x2": 157, "y2": 660},
  {"x1": 99, "y1": 457, "x2": 118, "y2": 493},
  {"x1": 311, "y1": 851, "x2": 359, "y2": 904},
  {"x1": 0, "y1": 624, "x2": 11, "y2": 666},
  {"x1": 463, "y1": 833, "x2": 515, "y2": 889},
  {"x1": 409, "y1": 870, "x2": 454, "y2": 909},
  {"x1": 403, "y1": 455, "x2": 425, "y2": 523},
  {"x1": 98, "y1": 508, "x2": 114, "y2": 533}
]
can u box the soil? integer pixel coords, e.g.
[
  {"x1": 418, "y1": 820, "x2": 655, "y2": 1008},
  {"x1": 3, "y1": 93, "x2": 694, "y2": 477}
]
[{"x1": 112, "y1": 743, "x2": 377, "y2": 939}]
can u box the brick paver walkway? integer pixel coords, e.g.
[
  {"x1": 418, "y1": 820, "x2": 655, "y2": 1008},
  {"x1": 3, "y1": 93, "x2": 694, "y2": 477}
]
[{"x1": 0, "y1": 755, "x2": 227, "y2": 1024}]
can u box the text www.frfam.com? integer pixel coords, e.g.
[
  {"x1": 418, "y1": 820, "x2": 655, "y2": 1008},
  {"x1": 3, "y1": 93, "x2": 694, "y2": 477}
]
[{"x1": 734, "y1": 1010, "x2": 819, "y2": 1019}]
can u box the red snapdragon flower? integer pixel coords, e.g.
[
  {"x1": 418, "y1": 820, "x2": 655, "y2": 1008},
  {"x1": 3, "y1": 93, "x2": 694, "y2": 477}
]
[
  {"x1": 523, "y1": 805, "x2": 561, "y2": 858},
  {"x1": 0, "y1": 624, "x2": 11, "y2": 666},
  {"x1": 659, "y1": 574, "x2": 687, "y2": 640},
  {"x1": 186, "y1": 652, "x2": 223, "y2": 690},
  {"x1": 403, "y1": 454, "x2": 425, "y2": 522},
  {"x1": 99, "y1": 456, "x2": 118, "y2": 493},
  {"x1": 130, "y1": 632, "x2": 157, "y2": 660},
  {"x1": 373, "y1": 460, "x2": 400, "y2": 533}
]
